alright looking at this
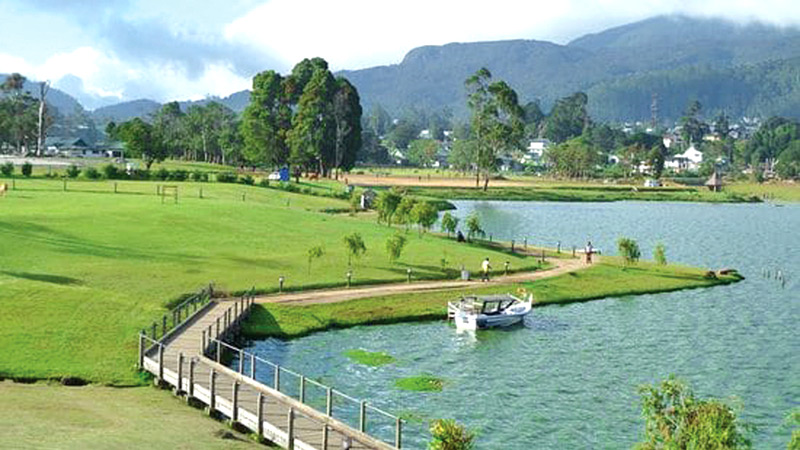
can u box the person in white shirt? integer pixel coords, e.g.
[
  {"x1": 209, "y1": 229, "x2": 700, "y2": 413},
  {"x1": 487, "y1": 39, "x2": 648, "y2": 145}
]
[{"x1": 481, "y1": 257, "x2": 492, "y2": 282}]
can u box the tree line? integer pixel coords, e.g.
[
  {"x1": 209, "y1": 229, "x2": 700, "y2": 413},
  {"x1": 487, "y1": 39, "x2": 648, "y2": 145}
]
[{"x1": 107, "y1": 58, "x2": 362, "y2": 176}]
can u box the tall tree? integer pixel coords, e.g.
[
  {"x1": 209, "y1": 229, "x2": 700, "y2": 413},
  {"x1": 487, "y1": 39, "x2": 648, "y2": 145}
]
[
  {"x1": 680, "y1": 99, "x2": 709, "y2": 146},
  {"x1": 117, "y1": 117, "x2": 164, "y2": 169},
  {"x1": 332, "y1": 77, "x2": 362, "y2": 178},
  {"x1": 288, "y1": 67, "x2": 336, "y2": 176},
  {"x1": 152, "y1": 102, "x2": 185, "y2": 159},
  {"x1": 36, "y1": 81, "x2": 50, "y2": 156},
  {"x1": 465, "y1": 68, "x2": 524, "y2": 190},
  {"x1": 241, "y1": 70, "x2": 291, "y2": 167},
  {"x1": 543, "y1": 92, "x2": 590, "y2": 143}
]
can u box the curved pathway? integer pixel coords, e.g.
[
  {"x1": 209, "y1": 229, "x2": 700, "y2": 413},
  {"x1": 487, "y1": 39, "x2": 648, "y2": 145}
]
[{"x1": 255, "y1": 256, "x2": 589, "y2": 306}]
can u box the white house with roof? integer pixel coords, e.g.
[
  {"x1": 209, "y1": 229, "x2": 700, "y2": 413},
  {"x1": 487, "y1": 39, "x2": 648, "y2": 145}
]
[
  {"x1": 520, "y1": 139, "x2": 551, "y2": 165},
  {"x1": 666, "y1": 145, "x2": 703, "y2": 172}
]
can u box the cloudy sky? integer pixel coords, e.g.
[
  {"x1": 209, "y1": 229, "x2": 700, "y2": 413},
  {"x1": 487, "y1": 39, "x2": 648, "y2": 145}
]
[{"x1": 0, "y1": 0, "x2": 797, "y2": 109}]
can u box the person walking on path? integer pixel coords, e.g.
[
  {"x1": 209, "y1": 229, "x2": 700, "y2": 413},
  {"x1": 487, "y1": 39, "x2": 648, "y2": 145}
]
[
  {"x1": 481, "y1": 257, "x2": 492, "y2": 282},
  {"x1": 584, "y1": 241, "x2": 594, "y2": 264}
]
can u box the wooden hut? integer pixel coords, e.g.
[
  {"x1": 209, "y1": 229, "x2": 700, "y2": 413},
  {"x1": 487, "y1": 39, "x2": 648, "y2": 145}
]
[{"x1": 705, "y1": 171, "x2": 723, "y2": 192}]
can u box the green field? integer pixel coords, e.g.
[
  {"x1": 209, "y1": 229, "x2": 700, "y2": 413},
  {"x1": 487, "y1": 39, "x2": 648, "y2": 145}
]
[
  {"x1": 0, "y1": 178, "x2": 537, "y2": 384},
  {"x1": 0, "y1": 382, "x2": 268, "y2": 449},
  {"x1": 242, "y1": 259, "x2": 741, "y2": 339}
]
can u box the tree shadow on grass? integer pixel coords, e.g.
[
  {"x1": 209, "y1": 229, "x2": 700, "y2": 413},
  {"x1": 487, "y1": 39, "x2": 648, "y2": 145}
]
[{"x1": 0, "y1": 270, "x2": 82, "y2": 285}]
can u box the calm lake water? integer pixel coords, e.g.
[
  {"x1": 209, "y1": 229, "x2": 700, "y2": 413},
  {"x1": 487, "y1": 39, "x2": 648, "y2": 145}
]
[{"x1": 241, "y1": 201, "x2": 799, "y2": 449}]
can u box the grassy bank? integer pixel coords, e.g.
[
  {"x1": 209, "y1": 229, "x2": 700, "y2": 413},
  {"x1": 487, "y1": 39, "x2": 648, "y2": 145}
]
[
  {"x1": 241, "y1": 259, "x2": 742, "y2": 339},
  {"x1": 0, "y1": 382, "x2": 268, "y2": 449},
  {"x1": 405, "y1": 185, "x2": 760, "y2": 203},
  {"x1": 0, "y1": 179, "x2": 535, "y2": 384}
]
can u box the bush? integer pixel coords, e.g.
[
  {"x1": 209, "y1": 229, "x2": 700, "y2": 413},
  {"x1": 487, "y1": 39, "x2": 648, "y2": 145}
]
[
  {"x1": 21, "y1": 162, "x2": 33, "y2": 177},
  {"x1": 102, "y1": 164, "x2": 120, "y2": 179},
  {"x1": 216, "y1": 172, "x2": 237, "y2": 183},
  {"x1": 154, "y1": 167, "x2": 170, "y2": 181},
  {"x1": 170, "y1": 169, "x2": 188, "y2": 181},
  {"x1": 129, "y1": 169, "x2": 150, "y2": 180},
  {"x1": 239, "y1": 174, "x2": 255, "y2": 185},
  {"x1": 1, "y1": 162, "x2": 13, "y2": 176},
  {"x1": 258, "y1": 178, "x2": 270, "y2": 187},
  {"x1": 191, "y1": 170, "x2": 208, "y2": 182},
  {"x1": 66, "y1": 164, "x2": 81, "y2": 178},
  {"x1": 84, "y1": 167, "x2": 101, "y2": 180},
  {"x1": 617, "y1": 237, "x2": 641, "y2": 266},
  {"x1": 429, "y1": 419, "x2": 475, "y2": 450}
]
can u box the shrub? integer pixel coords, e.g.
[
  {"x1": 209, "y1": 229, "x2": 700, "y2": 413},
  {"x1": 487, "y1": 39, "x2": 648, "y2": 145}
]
[
  {"x1": 216, "y1": 172, "x2": 237, "y2": 183},
  {"x1": 191, "y1": 170, "x2": 208, "y2": 182},
  {"x1": 617, "y1": 237, "x2": 641, "y2": 266},
  {"x1": 129, "y1": 169, "x2": 150, "y2": 180},
  {"x1": 65, "y1": 164, "x2": 80, "y2": 178},
  {"x1": 1, "y1": 162, "x2": 13, "y2": 176},
  {"x1": 441, "y1": 212, "x2": 459, "y2": 237},
  {"x1": 84, "y1": 167, "x2": 101, "y2": 179},
  {"x1": 239, "y1": 174, "x2": 254, "y2": 185},
  {"x1": 385, "y1": 233, "x2": 407, "y2": 263},
  {"x1": 102, "y1": 164, "x2": 120, "y2": 179},
  {"x1": 21, "y1": 162, "x2": 33, "y2": 177},
  {"x1": 258, "y1": 178, "x2": 270, "y2": 187},
  {"x1": 636, "y1": 375, "x2": 751, "y2": 450},
  {"x1": 154, "y1": 167, "x2": 170, "y2": 181},
  {"x1": 466, "y1": 212, "x2": 484, "y2": 241},
  {"x1": 653, "y1": 243, "x2": 667, "y2": 265},
  {"x1": 170, "y1": 169, "x2": 188, "y2": 181},
  {"x1": 429, "y1": 419, "x2": 475, "y2": 450}
]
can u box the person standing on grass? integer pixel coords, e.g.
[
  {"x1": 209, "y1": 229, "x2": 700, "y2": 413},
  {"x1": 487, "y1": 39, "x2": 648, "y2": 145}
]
[{"x1": 481, "y1": 257, "x2": 492, "y2": 282}]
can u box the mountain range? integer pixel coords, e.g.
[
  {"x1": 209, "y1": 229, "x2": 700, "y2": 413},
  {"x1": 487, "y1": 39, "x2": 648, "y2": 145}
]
[{"x1": 5, "y1": 15, "x2": 800, "y2": 128}]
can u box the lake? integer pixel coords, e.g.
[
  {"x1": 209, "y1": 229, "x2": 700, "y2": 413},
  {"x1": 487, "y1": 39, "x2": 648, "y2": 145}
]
[{"x1": 240, "y1": 201, "x2": 799, "y2": 448}]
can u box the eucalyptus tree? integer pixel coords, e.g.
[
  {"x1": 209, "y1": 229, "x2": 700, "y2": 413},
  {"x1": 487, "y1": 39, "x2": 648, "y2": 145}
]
[
  {"x1": 288, "y1": 67, "x2": 336, "y2": 175},
  {"x1": 152, "y1": 102, "x2": 185, "y2": 159},
  {"x1": 332, "y1": 77, "x2": 362, "y2": 178},
  {"x1": 465, "y1": 68, "x2": 524, "y2": 190},
  {"x1": 241, "y1": 70, "x2": 291, "y2": 167}
]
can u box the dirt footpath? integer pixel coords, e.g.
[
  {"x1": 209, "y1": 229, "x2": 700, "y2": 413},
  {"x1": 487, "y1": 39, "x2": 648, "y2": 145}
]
[{"x1": 254, "y1": 257, "x2": 588, "y2": 306}]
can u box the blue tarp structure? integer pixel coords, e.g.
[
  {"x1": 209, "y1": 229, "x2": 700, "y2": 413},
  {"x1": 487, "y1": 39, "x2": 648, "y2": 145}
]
[{"x1": 279, "y1": 167, "x2": 289, "y2": 181}]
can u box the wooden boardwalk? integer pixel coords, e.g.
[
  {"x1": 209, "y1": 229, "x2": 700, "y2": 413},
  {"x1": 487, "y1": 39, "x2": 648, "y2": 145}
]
[{"x1": 140, "y1": 294, "x2": 400, "y2": 450}]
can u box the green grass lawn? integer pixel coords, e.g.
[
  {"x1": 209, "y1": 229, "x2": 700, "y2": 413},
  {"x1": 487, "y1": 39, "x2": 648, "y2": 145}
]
[
  {"x1": 726, "y1": 181, "x2": 800, "y2": 202},
  {"x1": 0, "y1": 382, "x2": 269, "y2": 449},
  {"x1": 0, "y1": 179, "x2": 536, "y2": 384},
  {"x1": 243, "y1": 258, "x2": 741, "y2": 339}
]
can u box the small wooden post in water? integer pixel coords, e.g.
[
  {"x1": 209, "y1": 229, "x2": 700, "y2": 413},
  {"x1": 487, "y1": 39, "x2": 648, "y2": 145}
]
[
  {"x1": 299, "y1": 376, "x2": 306, "y2": 403},
  {"x1": 274, "y1": 365, "x2": 280, "y2": 391},
  {"x1": 396, "y1": 418, "x2": 402, "y2": 449}
]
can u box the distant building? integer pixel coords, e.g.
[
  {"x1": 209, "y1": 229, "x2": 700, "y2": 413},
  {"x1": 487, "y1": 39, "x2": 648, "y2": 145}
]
[
  {"x1": 705, "y1": 171, "x2": 723, "y2": 192},
  {"x1": 519, "y1": 139, "x2": 551, "y2": 165},
  {"x1": 666, "y1": 145, "x2": 703, "y2": 172}
]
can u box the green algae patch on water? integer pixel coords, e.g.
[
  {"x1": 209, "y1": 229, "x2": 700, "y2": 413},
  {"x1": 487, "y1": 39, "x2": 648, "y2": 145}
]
[
  {"x1": 394, "y1": 375, "x2": 445, "y2": 392},
  {"x1": 344, "y1": 349, "x2": 396, "y2": 366}
]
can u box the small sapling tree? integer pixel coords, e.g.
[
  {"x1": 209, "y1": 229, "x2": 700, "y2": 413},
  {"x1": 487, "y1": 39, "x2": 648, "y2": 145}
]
[
  {"x1": 440, "y1": 212, "x2": 459, "y2": 238},
  {"x1": 653, "y1": 243, "x2": 667, "y2": 265},
  {"x1": 307, "y1": 244, "x2": 325, "y2": 274},
  {"x1": 375, "y1": 190, "x2": 402, "y2": 226},
  {"x1": 385, "y1": 233, "x2": 407, "y2": 264},
  {"x1": 1, "y1": 162, "x2": 13, "y2": 177},
  {"x1": 343, "y1": 232, "x2": 366, "y2": 267},
  {"x1": 465, "y1": 212, "x2": 484, "y2": 241},
  {"x1": 66, "y1": 164, "x2": 80, "y2": 178},
  {"x1": 395, "y1": 196, "x2": 416, "y2": 231},
  {"x1": 617, "y1": 237, "x2": 641, "y2": 266},
  {"x1": 411, "y1": 201, "x2": 438, "y2": 236},
  {"x1": 429, "y1": 419, "x2": 475, "y2": 450}
]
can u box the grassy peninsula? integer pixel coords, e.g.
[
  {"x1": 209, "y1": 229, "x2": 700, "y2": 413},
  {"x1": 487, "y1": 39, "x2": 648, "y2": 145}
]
[{"x1": 242, "y1": 258, "x2": 743, "y2": 339}]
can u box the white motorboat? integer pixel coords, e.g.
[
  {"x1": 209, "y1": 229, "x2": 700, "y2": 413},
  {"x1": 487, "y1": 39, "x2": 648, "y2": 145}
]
[{"x1": 447, "y1": 294, "x2": 533, "y2": 331}]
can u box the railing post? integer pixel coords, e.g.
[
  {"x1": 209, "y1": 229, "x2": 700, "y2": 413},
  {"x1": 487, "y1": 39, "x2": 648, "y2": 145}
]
[
  {"x1": 274, "y1": 365, "x2": 280, "y2": 391},
  {"x1": 216, "y1": 340, "x2": 222, "y2": 363},
  {"x1": 326, "y1": 387, "x2": 332, "y2": 416},
  {"x1": 151, "y1": 323, "x2": 157, "y2": 340},
  {"x1": 396, "y1": 418, "x2": 402, "y2": 449},
  {"x1": 257, "y1": 392, "x2": 264, "y2": 437},
  {"x1": 157, "y1": 344, "x2": 164, "y2": 382},
  {"x1": 231, "y1": 381, "x2": 239, "y2": 422},
  {"x1": 215, "y1": 317, "x2": 220, "y2": 338},
  {"x1": 238, "y1": 350, "x2": 244, "y2": 374},
  {"x1": 299, "y1": 376, "x2": 306, "y2": 403},
  {"x1": 287, "y1": 408, "x2": 295, "y2": 450},
  {"x1": 162, "y1": 314, "x2": 167, "y2": 336},
  {"x1": 188, "y1": 358, "x2": 195, "y2": 399},
  {"x1": 138, "y1": 332, "x2": 145, "y2": 369},
  {"x1": 176, "y1": 352, "x2": 184, "y2": 393},
  {"x1": 201, "y1": 329, "x2": 206, "y2": 355},
  {"x1": 322, "y1": 425, "x2": 329, "y2": 450},
  {"x1": 208, "y1": 369, "x2": 216, "y2": 412},
  {"x1": 250, "y1": 354, "x2": 256, "y2": 378},
  {"x1": 359, "y1": 400, "x2": 366, "y2": 433}
]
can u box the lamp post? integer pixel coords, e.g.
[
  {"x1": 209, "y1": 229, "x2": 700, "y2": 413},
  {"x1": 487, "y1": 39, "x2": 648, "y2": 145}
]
[{"x1": 278, "y1": 276, "x2": 285, "y2": 293}]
